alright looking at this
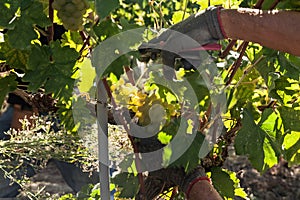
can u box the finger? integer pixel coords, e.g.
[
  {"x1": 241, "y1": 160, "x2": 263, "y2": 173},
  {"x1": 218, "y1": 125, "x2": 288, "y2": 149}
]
[
  {"x1": 161, "y1": 50, "x2": 177, "y2": 68},
  {"x1": 138, "y1": 42, "x2": 163, "y2": 54}
]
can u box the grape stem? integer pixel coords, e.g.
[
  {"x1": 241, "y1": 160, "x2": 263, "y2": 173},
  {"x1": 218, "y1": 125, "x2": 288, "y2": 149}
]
[
  {"x1": 254, "y1": 0, "x2": 265, "y2": 9},
  {"x1": 48, "y1": 0, "x2": 54, "y2": 42},
  {"x1": 225, "y1": 41, "x2": 248, "y2": 86},
  {"x1": 219, "y1": 39, "x2": 237, "y2": 59},
  {"x1": 124, "y1": 66, "x2": 135, "y2": 85},
  {"x1": 79, "y1": 31, "x2": 90, "y2": 54},
  {"x1": 269, "y1": 0, "x2": 280, "y2": 10},
  {"x1": 102, "y1": 78, "x2": 146, "y2": 196},
  {"x1": 170, "y1": 186, "x2": 178, "y2": 199}
]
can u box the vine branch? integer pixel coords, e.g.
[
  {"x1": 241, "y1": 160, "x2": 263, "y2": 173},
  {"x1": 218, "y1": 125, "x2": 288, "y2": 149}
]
[{"x1": 48, "y1": 0, "x2": 54, "y2": 42}]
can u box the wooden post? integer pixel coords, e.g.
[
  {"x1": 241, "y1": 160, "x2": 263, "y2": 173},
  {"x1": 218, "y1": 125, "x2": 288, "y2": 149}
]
[{"x1": 97, "y1": 79, "x2": 110, "y2": 199}]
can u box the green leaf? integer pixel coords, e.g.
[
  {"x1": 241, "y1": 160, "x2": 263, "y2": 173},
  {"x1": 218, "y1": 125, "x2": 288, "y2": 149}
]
[
  {"x1": 27, "y1": 45, "x2": 50, "y2": 70},
  {"x1": 0, "y1": 0, "x2": 20, "y2": 29},
  {"x1": 211, "y1": 167, "x2": 235, "y2": 198},
  {"x1": 20, "y1": 0, "x2": 50, "y2": 27},
  {"x1": 93, "y1": 18, "x2": 120, "y2": 41},
  {"x1": 254, "y1": 48, "x2": 277, "y2": 84},
  {"x1": 7, "y1": 19, "x2": 37, "y2": 49},
  {"x1": 185, "y1": 71, "x2": 210, "y2": 106},
  {"x1": 269, "y1": 76, "x2": 295, "y2": 103},
  {"x1": 227, "y1": 170, "x2": 248, "y2": 198},
  {"x1": 23, "y1": 45, "x2": 50, "y2": 90},
  {"x1": 278, "y1": 53, "x2": 300, "y2": 80},
  {"x1": 104, "y1": 54, "x2": 131, "y2": 79},
  {"x1": 285, "y1": 138, "x2": 300, "y2": 162},
  {"x1": 169, "y1": 131, "x2": 205, "y2": 172},
  {"x1": 23, "y1": 68, "x2": 47, "y2": 91},
  {"x1": 57, "y1": 99, "x2": 77, "y2": 132},
  {"x1": 95, "y1": 0, "x2": 120, "y2": 19},
  {"x1": 259, "y1": 109, "x2": 283, "y2": 164},
  {"x1": 222, "y1": 0, "x2": 243, "y2": 8},
  {"x1": 6, "y1": 0, "x2": 50, "y2": 49},
  {"x1": 277, "y1": 0, "x2": 300, "y2": 9},
  {"x1": 92, "y1": 27, "x2": 144, "y2": 78},
  {"x1": 111, "y1": 172, "x2": 139, "y2": 198},
  {"x1": 283, "y1": 131, "x2": 300, "y2": 163},
  {"x1": 77, "y1": 58, "x2": 96, "y2": 93},
  {"x1": 263, "y1": 136, "x2": 278, "y2": 169},
  {"x1": 278, "y1": 107, "x2": 300, "y2": 132},
  {"x1": 157, "y1": 131, "x2": 172, "y2": 144},
  {"x1": 172, "y1": 11, "x2": 189, "y2": 24},
  {"x1": 90, "y1": 187, "x2": 100, "y2": 198},
  {"x1": 0, "y1": 74, "x2": 18, "y2": 106},
  {"x1": 1, "y1": 41, "x2": 29, "y2": 70},
  {"x1": 119, "y1": 17, "x2": 140, "y2": 31},
  {"x1": 72, "y1": 96, "x2": 95, "y2": 130},
  {"x1": 44, "y1": 73, "x2": 75, "y2": 100},
  {"x1": 234, "y1": 109, "x2": 265, "y2": 171},
  {"x1": 197, "y1": 0, "x2": 223, "y2": 9},
  {"x1": 24, "y1": 42, "x2": 78, "y2": 100},
  {"x1": 51, "y1": 41, "x2": 79, "y2": 66}
]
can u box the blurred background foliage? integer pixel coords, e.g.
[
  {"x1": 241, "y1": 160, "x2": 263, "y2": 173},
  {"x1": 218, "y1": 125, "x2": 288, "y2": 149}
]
[{"x1": 0, "y1": 0, "x2": 299, "y2": 199}]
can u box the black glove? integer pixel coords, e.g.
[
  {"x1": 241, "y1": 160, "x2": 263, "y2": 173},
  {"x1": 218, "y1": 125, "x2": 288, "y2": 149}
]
[
  {"x1": 139, "y1": 6, "x2": 226, "y2": 69},
  {"x1": 180, "y1": 165, "x2": 208, "y2": 193},
  {"x1": 136, "y1": 166, "x2": 207, "y2": 199}
]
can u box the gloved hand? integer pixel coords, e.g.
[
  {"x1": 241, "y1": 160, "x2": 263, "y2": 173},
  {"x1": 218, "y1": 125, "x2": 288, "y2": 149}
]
[
  {"x1": 139, "y1": 6, "x2": 226, "y2": 69},
  {"x1": 136, "y1": 165, "x2": 208, "y2": 199},
  {"x1": 156, "y1": 166, "x2": 208, "y2": 194},
  {"x1": 180, "y1": 165, "x2": 209, "y2": 194}
]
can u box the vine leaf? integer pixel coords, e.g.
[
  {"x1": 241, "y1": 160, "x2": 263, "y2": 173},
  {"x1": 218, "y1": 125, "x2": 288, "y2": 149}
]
[
  {"x1": 278, "y1": 106, "x2": 300, "y2": 132},
  {"x1": 169, "y1": 131, "x2": 205, "y2": 172},
  {"x1": 27, "y1": 45, "x2": 51, "y2": 70},
  {"x1": 234, "y1": 109, "x2": 265, "y2": 172},
  {"x1": 280, "y1": 106, "x2": 300, "y2": 162},
  {"x1": 259, "y1": 109, "x2": 282, "y2": 166},
  {"x1": 93, "y1": 18, "x2": 120, "y2": 41},
  {"x1": 254, "y1": 48, "x2": 277, "y2": 84},
  {"x1": 211, "y1": 167, "x2": 235, "y2": 198},
  {"x1": 20, "y1": 0, "x2": 50, "y2": 27},
  {"x1": 95, "y1": 0, "x2": 120, "y2": 19},
  {"x1": 278, "y1": 53, "x2": 300, "y2": 80},
  {"x1": 6, "y1": 1, "x2": 50, "y2": 49},
  {"x1": 197, "y1": 0, "x2": 224, "y2": 9},
  {"x1": 23, "y1": 45, "x2": 51, "y2": 91},
  {"x1": 7, "y1": 19, "x2": 37, "y2": 50},
  {"x1": 1, "y1": 41, "x2": 29, "y2": 71},
  {"x1": 0, "y1": 75, "x2": 18, "y2": 106},
  {"x1": 111, "y1": 172, "x2": 139, "y2": 198},
  {"x1": 0, "y1": 0, "x2": 20, "y2": 29},
  {"x1": 23, "y1": 41, "x2": 79, "y2": 100},
  {"x1": 285, "y1": 139, "x2": 300, "y2": 163},
  {"x1": 172, "y1": 11, "x2": 189, "y2": 24}
]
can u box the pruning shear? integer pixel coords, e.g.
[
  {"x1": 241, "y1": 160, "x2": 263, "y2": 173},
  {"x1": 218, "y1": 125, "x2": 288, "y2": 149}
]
[{"x1": 139, "y1": 42, "x2": 222, "y2": 70}]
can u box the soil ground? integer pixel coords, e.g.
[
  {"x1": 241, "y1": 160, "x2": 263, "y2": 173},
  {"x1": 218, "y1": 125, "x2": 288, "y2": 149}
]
[
  {"x1": 14, "y1": 155, "x2": 299, "y2": 200},
  {"x1": 223, "y1": 156, "x2": 300, "y2": 200},
  {"x1": 2, "y1": 123, "x2": 299, "y2": 199}
]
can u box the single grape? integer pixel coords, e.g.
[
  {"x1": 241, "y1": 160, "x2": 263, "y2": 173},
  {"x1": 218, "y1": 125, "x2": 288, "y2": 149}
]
[
  {"x1": 72, "y1": 11, "x2": 83, "y2": 18},
  {"x1": 63, "y1": 3, "x2": 77, "y2": 13},
  {"x1": 52, "y1": 0, "x2": 67, "y2": 9}
]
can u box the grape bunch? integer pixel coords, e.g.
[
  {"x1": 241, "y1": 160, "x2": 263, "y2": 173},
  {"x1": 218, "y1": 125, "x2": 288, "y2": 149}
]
[
  {"x1": 110, "y1": 77, "x2": 180, "y2": 126},
  {"x1": 52, "y1": 0, "x2": 89, "y2": 31}
]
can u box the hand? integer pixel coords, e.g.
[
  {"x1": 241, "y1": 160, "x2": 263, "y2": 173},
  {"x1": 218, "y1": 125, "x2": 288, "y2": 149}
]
[
  {"x1": 136, "y1": 165, "x2": 207, "y2": 199},
  {"x1": 139, "y1": 7, "x2": 225, "y2": 68}
]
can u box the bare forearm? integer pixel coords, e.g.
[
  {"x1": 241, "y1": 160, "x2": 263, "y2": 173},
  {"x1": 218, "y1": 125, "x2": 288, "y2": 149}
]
[{"x1": 220, "y1": 8, "x2": 300, "y2": 56}]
